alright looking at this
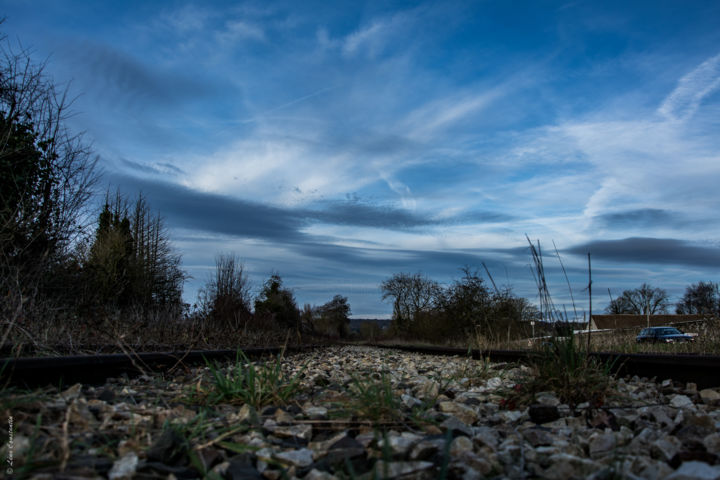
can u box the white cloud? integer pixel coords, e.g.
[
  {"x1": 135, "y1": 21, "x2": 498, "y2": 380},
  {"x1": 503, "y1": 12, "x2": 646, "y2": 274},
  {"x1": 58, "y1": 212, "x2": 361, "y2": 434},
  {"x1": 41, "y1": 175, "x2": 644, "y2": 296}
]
[
  {"x1": 657, "y1": 52, "x2": 720, "y2": 122},
  {"x1": 160, "y1": 4, "x2": 212, "y2": 33},
  {"x1": 342, "y1": 20, "x2": 389, "y2": 58},
  {"x1": 183, "y1": 132, "x2": 388, "y2": 206},
  {"x1": 403, "y1": 89, "x2": 504, "y2": 139},
  {"x1": 217, "y1": 19, "x2": 266, "y2": 44},
  {"x1": 339, "y1": 12, "x2": 414, "y2": 59}
]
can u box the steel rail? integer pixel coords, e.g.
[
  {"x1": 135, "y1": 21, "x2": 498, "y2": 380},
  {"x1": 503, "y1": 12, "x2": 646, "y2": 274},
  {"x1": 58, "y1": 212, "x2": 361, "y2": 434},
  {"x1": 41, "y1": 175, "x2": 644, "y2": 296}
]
[
  {"x1": 2, "y1": 343, "x2": 719, "y2": 389},
  {"x1": 370, "y1": 343, "x2": 720, "y2": 389},
  {"x1": 0, "y1": 346, "x2": 314, "y2": 388}
]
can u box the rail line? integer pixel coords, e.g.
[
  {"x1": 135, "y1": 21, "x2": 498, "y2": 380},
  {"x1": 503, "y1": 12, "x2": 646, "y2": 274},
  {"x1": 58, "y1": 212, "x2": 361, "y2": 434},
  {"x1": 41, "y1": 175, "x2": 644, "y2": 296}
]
[
  {"x1": 0, "y1": 346, "x2": 313, "y2": 388},
  {"x1": 370, "y1": 344, "x2": 720, "y2": 390},
  {"x1": 2, "y1": 343, "x2": 719, "y2": 389}
]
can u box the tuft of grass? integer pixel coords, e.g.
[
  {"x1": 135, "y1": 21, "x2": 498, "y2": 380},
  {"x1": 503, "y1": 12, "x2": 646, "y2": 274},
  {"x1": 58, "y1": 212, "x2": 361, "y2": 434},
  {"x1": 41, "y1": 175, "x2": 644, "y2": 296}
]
[
  {"x1": 453, "y1": 347, "x2": 494, "y2": 387},
  {"x1": 199, "y1": 349, "x2": 305, "y2": 409},
  {"x1": 503, "y1": 332, "x2": 615, "y2": 409},
  {"x1": 346, "y1": 373, "x2": 404, "y2": 423}
]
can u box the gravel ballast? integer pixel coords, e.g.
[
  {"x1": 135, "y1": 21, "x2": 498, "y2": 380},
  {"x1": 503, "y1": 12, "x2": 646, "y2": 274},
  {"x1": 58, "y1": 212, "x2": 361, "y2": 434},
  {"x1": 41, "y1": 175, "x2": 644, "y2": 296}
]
[{"x1": 2, "y1": 345, "x2": 720, "y2": 479}]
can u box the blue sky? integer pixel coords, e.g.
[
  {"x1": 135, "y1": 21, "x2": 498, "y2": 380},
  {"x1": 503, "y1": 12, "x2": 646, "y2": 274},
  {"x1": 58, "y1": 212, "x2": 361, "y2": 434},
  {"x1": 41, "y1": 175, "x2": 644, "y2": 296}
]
[{"x1": 3, "y1": 0, "x2": 720, "y2": 317}]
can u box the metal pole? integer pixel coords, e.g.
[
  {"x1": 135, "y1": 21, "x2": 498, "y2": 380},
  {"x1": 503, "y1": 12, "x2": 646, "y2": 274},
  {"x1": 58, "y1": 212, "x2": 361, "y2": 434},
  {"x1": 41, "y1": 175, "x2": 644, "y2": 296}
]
[{"x1": 587, "y1": 253, "x2": 592, "y2": 351}]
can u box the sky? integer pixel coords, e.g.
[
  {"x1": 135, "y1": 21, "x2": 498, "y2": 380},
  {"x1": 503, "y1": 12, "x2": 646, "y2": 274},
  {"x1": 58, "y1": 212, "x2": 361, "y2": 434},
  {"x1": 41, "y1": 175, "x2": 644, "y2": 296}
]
[{"x1": 2, "y1": 0, "x2": 719, "y2": 318}]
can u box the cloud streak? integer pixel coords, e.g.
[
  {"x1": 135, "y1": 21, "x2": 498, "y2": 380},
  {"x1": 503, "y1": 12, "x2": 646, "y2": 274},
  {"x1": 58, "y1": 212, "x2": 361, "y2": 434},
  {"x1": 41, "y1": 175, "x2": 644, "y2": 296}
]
[
  {"x1": 566, "y1": 238, "x2": 720, "y2": 268},
  {"x1": 658, "y1": 52, "x2": 720, "y2": 122}
]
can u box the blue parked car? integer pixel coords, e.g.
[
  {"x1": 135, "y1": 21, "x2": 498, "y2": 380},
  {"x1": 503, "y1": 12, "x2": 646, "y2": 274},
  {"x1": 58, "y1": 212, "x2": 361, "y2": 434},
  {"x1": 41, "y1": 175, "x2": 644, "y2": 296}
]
[{"x1": 636, "y1": 326, "x2": 695, "y2": 343}]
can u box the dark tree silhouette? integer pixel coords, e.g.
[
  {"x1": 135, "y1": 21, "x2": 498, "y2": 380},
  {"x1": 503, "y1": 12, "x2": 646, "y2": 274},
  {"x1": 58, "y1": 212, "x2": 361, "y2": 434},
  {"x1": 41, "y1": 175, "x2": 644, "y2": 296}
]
[
  {"x1": 606, "y1": 283, "x2": 670, "y2": 315},
  {"x1": 676, "y1": 281, "x2": 719, "y2": 316}
]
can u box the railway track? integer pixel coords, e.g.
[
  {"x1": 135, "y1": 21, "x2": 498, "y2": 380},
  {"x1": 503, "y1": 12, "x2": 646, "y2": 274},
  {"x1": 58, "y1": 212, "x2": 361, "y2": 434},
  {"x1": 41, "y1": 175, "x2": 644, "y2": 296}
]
[
  {"x1": 0, "y1": 346, "x2": 313, "y2": 388},
  {"x1": 372, "y1": 344, "x2": 720, "y2": 390},
  {"x1": 2, "y1": 343, "x2": 719, "y2": 389}
]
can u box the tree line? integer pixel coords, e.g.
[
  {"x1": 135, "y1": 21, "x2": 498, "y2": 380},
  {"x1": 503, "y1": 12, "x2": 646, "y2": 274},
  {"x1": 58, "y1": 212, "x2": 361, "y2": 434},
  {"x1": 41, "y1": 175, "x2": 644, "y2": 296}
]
[
  {"x1": 606, "y1": 282, "x2": 720, "y2": 317},
  {"x1": 0, "y1": 33, "x2": 351, "y2": 347},
  {"x1": 196, "y1": 256, "x2": 352, "y2": 339},
  {"x1": 380, "y1": 268, "x2": 541, "y2": 343}
]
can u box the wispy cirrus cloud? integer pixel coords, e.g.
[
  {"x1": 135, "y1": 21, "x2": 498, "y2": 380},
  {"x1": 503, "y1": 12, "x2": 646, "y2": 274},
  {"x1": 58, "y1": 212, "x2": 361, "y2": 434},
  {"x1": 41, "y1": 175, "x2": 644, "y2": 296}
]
[
  {"x1": 658, "y1": 52, "x2": 720, "y2": 122},
  {"x1": 216, "y1": 19, "x2": 266, "y2": 44},
  {"x1": 341, "y1": 12, "x2": 414, "y2": 59}
]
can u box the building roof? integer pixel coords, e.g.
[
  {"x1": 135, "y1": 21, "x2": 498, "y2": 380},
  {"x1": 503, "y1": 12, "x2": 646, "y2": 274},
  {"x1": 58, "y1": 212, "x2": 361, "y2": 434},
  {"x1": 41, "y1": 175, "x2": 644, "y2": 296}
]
[{"x1": 590, "y1": 314, "x2": 704, "y2": 330}]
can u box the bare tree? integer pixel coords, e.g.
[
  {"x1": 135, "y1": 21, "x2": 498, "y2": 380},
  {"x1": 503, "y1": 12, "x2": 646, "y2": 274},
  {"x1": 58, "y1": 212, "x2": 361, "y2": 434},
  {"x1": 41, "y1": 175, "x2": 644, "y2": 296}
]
[
  {"x1": 0, "y1": 35, "x2": 97, "y2": 331},
  {"x1": 199, "y1": 253, "x2": 252, "y2": 329},
  {"x1": 381, "y1": 272, "x2": 441, "y2": 332},
  {"x1": 606, "y1": 283, "x2": 669, "y2": 315},
  {"x1": 676, "y1": 281, "x2": 719, "y2": 316}
]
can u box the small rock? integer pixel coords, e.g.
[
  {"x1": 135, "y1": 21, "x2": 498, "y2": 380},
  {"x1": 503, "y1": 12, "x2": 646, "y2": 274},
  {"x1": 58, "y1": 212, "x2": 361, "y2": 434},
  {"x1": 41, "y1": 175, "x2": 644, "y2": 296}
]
[
  {"x1": 224, "y1": 454, "x2": 262, "y2": 480},
  {"x1": 588, "y1": 432, "x2": 616, "y2": 459},
  {"x1": 439, "y1": 401, "x2": 478, "y2": 425},
  {"x1": 108, "y1": 452, "x2": 139, "y2": 480},
  {"x1": 274, "y1": 448, "x2": 314, "y2": 468},
  {"x1": 372, "y1": 460, "x2": 434, "y2": 478},
  {"x1": 325, "y1": 435, "x2": 365, "y2": 463},
  {"x1": 704, "y1": 433, "x2": 720, "y2": 455},
  {"x1": 440, "y1": 415, "x2": 474, "y2": 437},
  {"x1": 59, "y1": 383, "x2": 83, "y2": 402},
  {"x1": 97, "y1": 387, "x2": 116, "y2": 403},
  {"x1": 304, "y1": 469, "x2": 338, "y2": 480},
  {"x1": 450, "y1": 436, "x2": 473, "y2": 456},
  {"x1": 304, "y1": 406, "x2": 328, "y2": 420},
  {"x1": 379, "y1": 432, "x2": 423, "y2": 456},
  {"x1": 274, "y1": 408, "x2": 294, "y2": 425},
  {"x1": 409, "y1": 438, "x2": 445, "y2": 460},
  {"x1": 523, "y1": 427, "x2": 554, "y2": 447},
  {"x1": 498, "y1": 409, "x2": 524, "y2": 423},
  {"x1": 273, "y1": 424, "x2": 313, "y2": 442},
  {"x1": 651, "y1": 435, "x2": 682, "y2": 462},
  {"x1": 542, "y1": 453, "x2": 601, "y2": 480},
  {"x1": 486, "y1": 377, "x2": 503, "y2": 389},
  {"x1": 416, "y1": 378, "x2": 440, "y2": 399},
  {"x1": 670, "y1": 394, "x2": 695, "y2": 409},
  {"x1": 457, "y1": 451, "x2": 493, "y2": 475},
  {"x1": 355, "y1": 432, "x2": 376, "y2": 448},
  {"x1": 401, "y1": 394, "x2": 422, "y2": 409},
  {"x1": 236, "y1": 404, "x2": 259, "y2": 424},
  {"x1": 448, "y1": 463, "x2": 482, "y2": 480},
  {"x1": 700, "y1": 389, "x2": 720, "y2": 405},
  {"x1": 664, "y1": 460, "x2": 720, "y2": 480},
  {"x1": 146, "y1": 429, "x2": 187, "y2": 465},
  {"x1": 529, "y1": 404, "x2": 560, "y2": 424},
  {"x1": 622, "y1": 455, "x2": 673, "y2": 479},
  {"x1": 535, "y1": 392, "x2": 560, "y2": 407},
  {"x1": 473, "y1": 426, "x2": 500, "y2": 451}
]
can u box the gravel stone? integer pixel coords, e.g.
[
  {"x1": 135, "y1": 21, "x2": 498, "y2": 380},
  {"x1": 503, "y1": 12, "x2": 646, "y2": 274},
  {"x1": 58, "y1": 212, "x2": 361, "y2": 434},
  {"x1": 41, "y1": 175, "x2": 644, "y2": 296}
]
[
  {"x1": 529, "y1": 404, "x2": 560, "y2": 424},
  {"x1": 665, "y1": 461, "x2": 720, "y2": 480},
  {"x1": 7, "y1": 345, "x2": 720, "y2": 480},
  {"x1": 588, "y1": 431, "x2": 616, "y2": 459},
  {"x1": 700, "y1": 389, "x2": 720, "y2": 405},
  {"x1": 274, "y1": 448, "x2": 314, "y2": 467},
  {"x1": 108, "y1": 452, "x2": 138, "y2": 480},
  {"x1": 372, "y1": 460, "x2": 434, "y2": 478},
  {"x1": 671, "y1": 394, "x2": 696, "y2": 409}
]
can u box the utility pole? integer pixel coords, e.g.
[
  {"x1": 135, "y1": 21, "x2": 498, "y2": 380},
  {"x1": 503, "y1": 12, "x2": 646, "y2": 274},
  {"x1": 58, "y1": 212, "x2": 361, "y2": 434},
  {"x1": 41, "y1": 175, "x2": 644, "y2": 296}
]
[{"x1": 587, "y1": 253, "x2": 592, "y2": 351}]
